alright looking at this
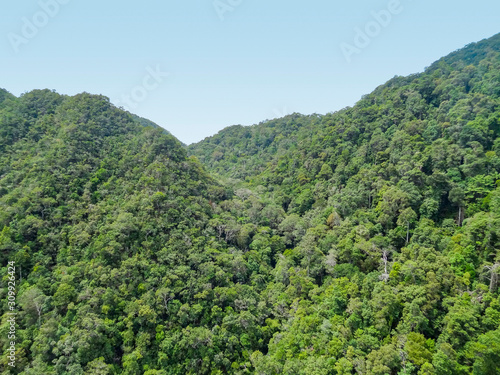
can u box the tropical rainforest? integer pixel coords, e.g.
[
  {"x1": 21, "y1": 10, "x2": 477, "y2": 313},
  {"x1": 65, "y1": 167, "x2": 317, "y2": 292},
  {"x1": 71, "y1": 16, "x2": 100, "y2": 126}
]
[{"x1": 1, "y1": 33, "x2": 500, "y2": 375}]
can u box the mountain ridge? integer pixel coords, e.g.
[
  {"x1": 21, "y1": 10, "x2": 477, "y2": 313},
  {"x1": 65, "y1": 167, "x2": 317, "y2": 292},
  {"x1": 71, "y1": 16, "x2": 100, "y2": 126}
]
[
  {"x1": 189, "y1": 32, "x2": 500, "y2": 179},
  {"x1": 0, "y1": 32, "x2": 499, "y2": 374}
]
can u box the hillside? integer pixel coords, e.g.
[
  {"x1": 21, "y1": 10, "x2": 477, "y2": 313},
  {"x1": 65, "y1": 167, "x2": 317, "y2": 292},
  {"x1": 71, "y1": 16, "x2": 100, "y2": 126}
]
[
  {"x1": 0, "y1": 90, "x2": 262, "y2": 375},
  {"x1": 189, "y1": 32, "x2": 500, "y2": 374},
  {"x1": 0, "y1": 33, "x2": 500, "y2": 375}
]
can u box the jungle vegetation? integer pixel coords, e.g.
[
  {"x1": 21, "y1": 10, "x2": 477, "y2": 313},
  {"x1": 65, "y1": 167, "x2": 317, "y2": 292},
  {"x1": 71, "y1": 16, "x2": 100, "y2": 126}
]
[{"x1": 1, "y1": 33, "x2": 500, "y2": 374}]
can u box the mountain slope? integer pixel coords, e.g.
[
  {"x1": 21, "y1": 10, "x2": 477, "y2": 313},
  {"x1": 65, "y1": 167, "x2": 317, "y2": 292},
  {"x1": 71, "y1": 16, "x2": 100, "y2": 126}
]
[
  {"x1": 0, "y1": 32, "x2": 499, "y2": 375},
  {"x1": 0, "y1": 90, "x2": 276, "y2": 375},
  {"x1": 189, "y1": 33, "x2": 500, "y2": 186},
  {"x1": 188, "y1": 33, "x2": 500, "y2": 374},
  {"x1": 190, "y1": 33, "x2": 500, "y2": 221}
]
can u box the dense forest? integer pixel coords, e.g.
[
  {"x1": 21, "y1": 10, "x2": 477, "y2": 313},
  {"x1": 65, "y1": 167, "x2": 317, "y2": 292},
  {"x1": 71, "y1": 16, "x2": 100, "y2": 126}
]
[{"x1": 1, "y1": 33, "x2": 500, "y2": 374}]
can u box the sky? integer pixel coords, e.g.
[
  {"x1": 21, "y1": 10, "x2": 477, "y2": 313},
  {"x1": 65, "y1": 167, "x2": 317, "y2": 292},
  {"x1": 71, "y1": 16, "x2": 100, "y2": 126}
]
[{"x1": 1, "y1": 0, "x2": 499, "y2": 144}]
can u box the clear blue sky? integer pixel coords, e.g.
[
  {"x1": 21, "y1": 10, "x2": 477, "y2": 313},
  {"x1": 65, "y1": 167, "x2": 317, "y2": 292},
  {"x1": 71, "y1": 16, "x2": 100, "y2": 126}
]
[{"x1": 1, "y1": 0, "x2": 499, "y2": 144}]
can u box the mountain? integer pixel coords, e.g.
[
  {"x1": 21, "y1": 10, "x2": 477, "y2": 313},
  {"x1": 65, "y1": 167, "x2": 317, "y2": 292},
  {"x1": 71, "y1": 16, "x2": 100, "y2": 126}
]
[
  {"x1": 189, "y1": 33, "x2": 500, "y2": 186},
  {"x1": 0, "y1": 90, "x2": 248, "y2": 375},
  {"x1": 189, "y1": 32, "x2": 500, "y2": 374},
  {"x1": 128, "y1": 114, "x2": 184, "y2": 146},
  {"x1": 1, "y1": 33, "x2": 500, "y2": 375}
]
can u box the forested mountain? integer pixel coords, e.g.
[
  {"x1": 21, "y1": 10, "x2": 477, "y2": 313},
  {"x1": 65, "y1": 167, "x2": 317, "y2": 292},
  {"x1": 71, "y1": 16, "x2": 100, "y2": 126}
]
[
  {"x1": 189, "y1": 32, "x2": 500, "y2": 374},
  {"x1": 0, "y1": 33, "x2": 499, "y2": 375}
]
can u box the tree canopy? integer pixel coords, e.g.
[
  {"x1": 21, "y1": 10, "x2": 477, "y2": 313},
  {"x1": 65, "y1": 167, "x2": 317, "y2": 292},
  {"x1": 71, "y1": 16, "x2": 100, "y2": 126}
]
[{"x1": 1, "y1": 32, "x2": 500, "y2": 374}]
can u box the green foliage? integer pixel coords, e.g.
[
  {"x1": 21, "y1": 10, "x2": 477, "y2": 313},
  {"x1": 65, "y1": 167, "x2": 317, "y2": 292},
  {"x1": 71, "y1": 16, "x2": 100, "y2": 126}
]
[{"x1": 1, "y1": 33, "x2": 500, "y2": 374}]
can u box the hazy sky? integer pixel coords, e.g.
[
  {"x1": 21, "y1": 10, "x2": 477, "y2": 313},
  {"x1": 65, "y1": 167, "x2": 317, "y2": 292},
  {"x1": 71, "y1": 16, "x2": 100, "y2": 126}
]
[{"x1": 1, "y1": 0, "x2": 499, "y2": 144}]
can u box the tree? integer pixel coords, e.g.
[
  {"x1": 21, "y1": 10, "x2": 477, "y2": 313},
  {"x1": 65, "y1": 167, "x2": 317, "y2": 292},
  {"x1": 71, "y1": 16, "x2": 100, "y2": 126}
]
[
  {"x1": 449, "y1": 186, "x2": 466, "y2": 226},
  {"x1": 316, "y1": 163, "x2": 333, "y2": 180},
  {"x1": 85, "y1": 357, "x2": 110, "y2": 375},
  {"x1": 483, "y1": 263, "x2": 500, "y2": 292},
  {"x1": 405, "y1": 332, "x2": 433, "y2": 367},
  {"x1": 19, "y1": 286, "x2": 48, "y2": 326},
  {"x1": 471, "y1": 329, "x2": 500, "y2": 375},
  {"x1": 365, "y1": 343, "x2": 401, "y2": 375},
  {"x1": 397, "y1": 207, "x2": 418, "y2": 244}
]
